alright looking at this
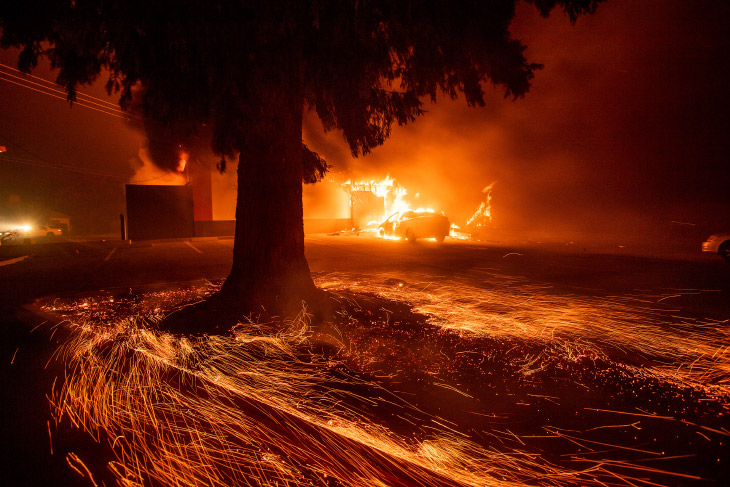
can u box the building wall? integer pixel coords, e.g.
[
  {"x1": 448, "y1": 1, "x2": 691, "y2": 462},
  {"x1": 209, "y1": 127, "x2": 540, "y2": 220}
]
[{"x1": 125, "y1": 184, "x2": 194, "y2": 240}]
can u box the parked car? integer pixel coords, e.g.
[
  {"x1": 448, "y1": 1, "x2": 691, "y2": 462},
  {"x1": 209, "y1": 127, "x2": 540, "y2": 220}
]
[
  {"x1": 378, "y1": 210, "x2": 450, "y2": 242},
  {"x1": 702, "y1": 232, "x2": 730, "y2": 261},
  {"x1": 19, "y1": 223, "x2": 63, "y2": 238},
  {"x1": 0, "y1": 229, "x2": 18, "y2": 244}
]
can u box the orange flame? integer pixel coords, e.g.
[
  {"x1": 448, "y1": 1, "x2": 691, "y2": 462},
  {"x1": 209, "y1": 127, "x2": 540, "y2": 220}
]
[
  {"x1": 343, "y1": 175, "x2": 433, "y2": 227},
  {"x1": 466, "y1": 182, "x2": 495, "y2": 228},
  {"x1": 129, "y1": 147, "x2": 188, "y2": 185},
  {"x1": 176, "y1": 149, "x2": 189, "y2": 174}
]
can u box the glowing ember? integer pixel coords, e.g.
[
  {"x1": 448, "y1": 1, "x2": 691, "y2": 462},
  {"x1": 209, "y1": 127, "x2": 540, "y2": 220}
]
[{"x1": 37, "y1": 273, "x2": 729, "y2": 487}]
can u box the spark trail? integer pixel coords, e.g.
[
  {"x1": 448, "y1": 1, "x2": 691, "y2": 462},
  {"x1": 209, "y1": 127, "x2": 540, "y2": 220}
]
[{"x1": 39, "y1": 272, "x2": 728, "y2": 486}]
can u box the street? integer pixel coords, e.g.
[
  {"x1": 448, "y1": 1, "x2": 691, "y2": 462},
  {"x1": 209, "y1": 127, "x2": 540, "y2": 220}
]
[
  {"x1": 1, "y1": 235, "x2": 729, "y2": 486},
  {"x1": 2, "y1": 235, "x2": 728, "y2": 313}
]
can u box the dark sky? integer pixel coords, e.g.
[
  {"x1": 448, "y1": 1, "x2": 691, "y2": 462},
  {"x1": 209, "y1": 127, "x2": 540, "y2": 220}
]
[{"x1": 2, "y1": 0, "x2": 729, "y2": 239}]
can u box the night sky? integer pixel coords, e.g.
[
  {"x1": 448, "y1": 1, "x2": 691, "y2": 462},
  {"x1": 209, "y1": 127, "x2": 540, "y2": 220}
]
[{"x1": 1, "y1": 0, "x2": 729, "y2": 241}]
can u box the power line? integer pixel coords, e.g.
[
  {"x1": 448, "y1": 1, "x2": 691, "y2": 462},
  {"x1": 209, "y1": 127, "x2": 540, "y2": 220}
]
[
  {"x1": 0, "y1": 70, "x2": 129, "y2": 116},
  {"x1": 0, "y1": 74, "x2": 131, "y2": 120},
  {"x1": 2, "y1": 152, "x2": 186, "y2": 184},
  {"x1": 0, "y1": 133, "x2": 183, "y2": 184},
  {"x1": 0, "y1": 130, "x2": 129, "y2": 180},
  {"x1": 0, "y1": 154, "x2": 129, "y2": 180},
  {"x1": 0, "y1": 64, "x2": 140, "y2": 121},
  {"x1": 0, "y1": 73, "x2": 132, "y2": 120},
  {"x1": 0, "y1": 66, "x2": 186, "y2": 184},
  {"x1": 0, "y1": 62, "x2": 123, "y2": 110}
]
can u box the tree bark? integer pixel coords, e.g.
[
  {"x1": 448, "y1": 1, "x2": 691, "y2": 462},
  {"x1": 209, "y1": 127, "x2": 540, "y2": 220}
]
[{"x1": 215, "y1": 69, "x2": 318, "y2": 316}]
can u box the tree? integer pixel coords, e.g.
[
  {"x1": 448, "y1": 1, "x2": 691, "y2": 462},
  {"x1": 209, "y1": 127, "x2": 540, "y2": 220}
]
[{"x1": 0, "y1": 0, "x2": 601, "y2": 320}]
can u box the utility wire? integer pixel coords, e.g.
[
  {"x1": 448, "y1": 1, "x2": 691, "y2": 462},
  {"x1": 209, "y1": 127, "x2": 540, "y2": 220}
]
[
  {"x1": 0, "y1": 71, "x2": 129, "y2": 117},
  {"x1": 0, "y1": 62, "x2": 122, "y2": 108},
  {"x1": 0, "y1": 64, "x2": 140, "y2": 121},
  {"x1": 0, "y1": 74, "x2": 131, "y2": 120},
  {"x1": 0, "y1": 154, "x2": 128, "y2": 180},
  {"x1": 1, "y1": 151, "x2": 184, "y2": 184},
  {"x1": 0, "y1": 133, "x2": 182, "y2": 184},
  {"x1": 0, "y1": 65, "x2": 183, "y2": 184},
  {"x1": 0, "y1": 62, "x2": 125, "y2": 111},
  {"x1": 0, "y1": 130, "x2": 128, "y2": 180}
]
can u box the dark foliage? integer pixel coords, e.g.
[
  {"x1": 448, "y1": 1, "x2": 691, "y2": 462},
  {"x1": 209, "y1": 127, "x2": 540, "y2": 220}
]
[
  {"x1": 0, "y1": 1, "x2": 601, "y2": 160},
  {"x1": 0, "y1": 1, "x2": 603, "y2": 314},
  {"x1": 302, "y1": 143, "x2": 330, "y2": 184}
]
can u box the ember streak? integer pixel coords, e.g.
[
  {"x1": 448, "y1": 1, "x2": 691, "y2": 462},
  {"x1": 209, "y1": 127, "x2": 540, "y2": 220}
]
[{"x1": 40, "y1": 274, "x2": 728, "y2": 487}]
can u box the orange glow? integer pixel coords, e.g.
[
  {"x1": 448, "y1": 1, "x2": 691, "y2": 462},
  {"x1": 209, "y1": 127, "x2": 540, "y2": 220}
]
[
  {"x1": 176, "y1": 149, "x2": 189, "y2": 173},
  {"x1": 41, "y1": 273, "x2": 727, "y2": 487},
  {"x1": 130, "y1": 147, "x2": 187, "y2": 185},
  {"x1": 466, "y1": 182, "x2": 495, "y2": 229},
  {"x1": 343, "y1": 176, "x2": 436, "y2": 231}
]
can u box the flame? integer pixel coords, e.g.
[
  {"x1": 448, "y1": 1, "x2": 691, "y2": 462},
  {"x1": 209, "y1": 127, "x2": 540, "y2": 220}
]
[
  {"x1": 176, "y1": 149, "x2": 189, "y2": 173},
  {"x1": 466, "y1": 182, "x2": 495, "y2": 228},
  {"x1": 343, "y1": 176, "x2": 497, "y2": 242},
  {"x1": 343, "y1": 175, "x2": 433, "y2": 227},
  {"x1": 129, "y1": 147, "x2": 187, "y2": 185}
]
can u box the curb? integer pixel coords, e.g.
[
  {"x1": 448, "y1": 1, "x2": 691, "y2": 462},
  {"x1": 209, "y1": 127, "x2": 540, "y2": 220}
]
[{"x1": 0, "y1": 255, "x2": 29, "y2": 267}]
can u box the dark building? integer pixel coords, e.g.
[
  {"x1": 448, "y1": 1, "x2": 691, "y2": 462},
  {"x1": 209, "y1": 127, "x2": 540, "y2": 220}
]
[{"x1": 125, "y1": 184, "x2": 195, "y2": 240}]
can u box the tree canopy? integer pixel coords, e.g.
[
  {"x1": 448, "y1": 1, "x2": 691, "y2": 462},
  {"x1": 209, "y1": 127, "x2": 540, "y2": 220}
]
[
  {"x1": 0, "y1": 0, "x2": 602, "y2": 318},
  {"x1": 2, "y1": 0, "x2": 600, "y2": 162}
]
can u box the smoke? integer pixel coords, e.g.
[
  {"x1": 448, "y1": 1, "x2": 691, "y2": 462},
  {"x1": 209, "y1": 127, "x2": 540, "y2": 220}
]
[
  {"x1": 128, "y1": 147, "x2": 187, "y2": 186},
  {"x1": 302, "y1": 0, "x2": 730, "y2": 248},
  {"x1": 123, "y1": 85, "x2": 205, "y2": 185},
  {"x1": 140, "y1": 119, "x2": 188, "y2": 174}
]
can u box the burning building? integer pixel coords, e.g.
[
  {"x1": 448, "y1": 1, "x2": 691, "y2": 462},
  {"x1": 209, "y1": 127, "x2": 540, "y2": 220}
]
[
  {"x1": 125, "y1": 147, "x2": 238, "y2": 241},
  {"x1": 341, "y1": 176, "x2": 412, "y2": 230}
]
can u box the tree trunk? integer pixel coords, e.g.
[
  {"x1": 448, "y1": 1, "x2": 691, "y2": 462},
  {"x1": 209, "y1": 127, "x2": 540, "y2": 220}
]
[{"x1": 216, "y1": 70, "x2": 318, "y2": 316}]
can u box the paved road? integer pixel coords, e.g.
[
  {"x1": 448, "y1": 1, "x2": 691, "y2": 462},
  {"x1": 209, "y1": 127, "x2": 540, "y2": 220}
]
[
  {"x1": 1, "y1": 235, "x2": 728, "y2": 486},
  {"x1": 2, "y1": 234, "x2": 728, "y2": 316}
]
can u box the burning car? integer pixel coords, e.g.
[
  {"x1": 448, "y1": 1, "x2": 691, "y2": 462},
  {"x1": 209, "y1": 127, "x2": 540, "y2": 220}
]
[
  {"x1": 702, "y1": 232, "x2": 730, "y2": 261},
  {"x1": 378, "y1": 210, "x2": 450, "y2": 242}
]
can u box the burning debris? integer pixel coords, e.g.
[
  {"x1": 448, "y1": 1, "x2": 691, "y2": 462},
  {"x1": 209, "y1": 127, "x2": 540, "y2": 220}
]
[
  {"x1": 466, "y1": 182, "x2": 495, "y2": 230},
  {"x1": 342, "y1": 175, "x2": 413, "y2": 230}
]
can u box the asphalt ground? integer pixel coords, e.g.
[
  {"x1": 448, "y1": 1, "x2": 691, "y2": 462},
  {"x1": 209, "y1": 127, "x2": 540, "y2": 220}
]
[
  {"x1": 1, "y1": 235, "x2": 728, "y2": 485},
  {"x1": 3, "y1": 234, "x2": 728, "y2": 311}
]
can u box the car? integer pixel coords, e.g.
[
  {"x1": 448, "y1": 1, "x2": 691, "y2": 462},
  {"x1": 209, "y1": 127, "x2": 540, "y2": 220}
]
[
  {"x1": 17, "y1": 223, "x2": 63, "y2": 238},
  {"x1": 378, "y1": 210, "x2": 450, "y2": 242},
  {"x1": 702, "y1": 232, "x2": 730, "y2": 261},
  {"x1": 0, "y1": 229, "x2": 18, "y2": 244}
]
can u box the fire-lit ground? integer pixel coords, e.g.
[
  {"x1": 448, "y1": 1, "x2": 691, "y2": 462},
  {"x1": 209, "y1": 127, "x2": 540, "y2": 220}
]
[
  {"x1": 1, "y1": 236, "x2": 728, "y2": 486},
  {"x1": 31, "y1": 259, "x2": 728, "y2": 486}
]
